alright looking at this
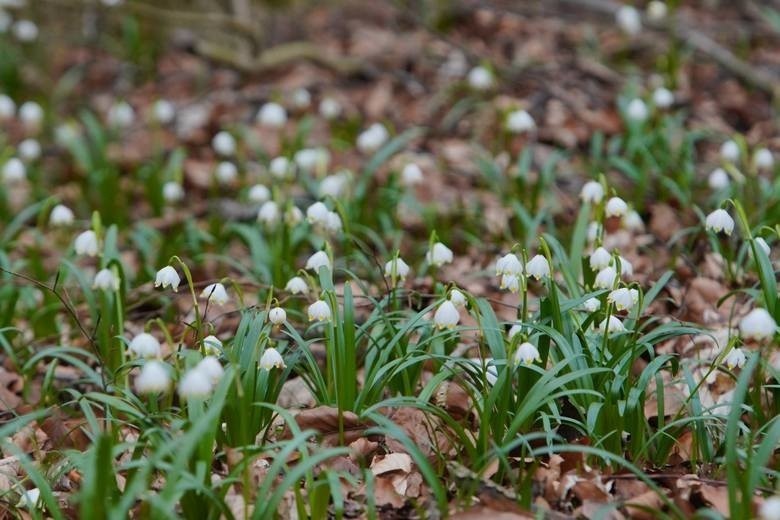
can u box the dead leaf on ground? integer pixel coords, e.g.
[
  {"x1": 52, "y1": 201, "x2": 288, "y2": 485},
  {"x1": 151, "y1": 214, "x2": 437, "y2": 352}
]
[{"x1": 283, "y1": 406, "x2": 371, "y2": 445}]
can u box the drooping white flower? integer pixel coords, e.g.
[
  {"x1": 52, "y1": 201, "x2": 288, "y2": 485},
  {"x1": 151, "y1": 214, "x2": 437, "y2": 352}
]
[
  {"x1": 356, "y1": 123, "x2": 389, "y2": 154},
  {"x1": 704, "y1": 208, "x2": 735, "y2": 235},
  {"x1": 212, "y1": 131, "x2": 236, "y2": 157},
  {"x1": 215, "y1": 161, "x2": 238, "y2": 185},
  {"x1": 257, "y1": 102, "x2": 287, "y2": 128},
  {"x1": 201, "y1": 283, "x2": 228, "y2": 306},
  {"x1": 202, "y1": 335, "x2": 223, "y2": 355},
  {"x1": 74, "y1": 230, "x2": 99, "y2": 257},
  {"x1": 319, "y1": 97, "x2": 342, "y2": 120},
  {"x1": 12, "y1": 19, "x2": 38, "y2": 42},
  {"x1": 467, "y1": 66, "x2": 493, "y2": 90},
  {"x1": 708, "y1": 168, "x2": 730, "y2": 190},
  {"x1": 582, "y1": 297, "x2": 601, "y2": 312},
  {"x1": 623, "y1": 210, "x2": 644, "y2": 231},
  {"x1": 0, "y1": 94, "x2": 15, "y2": 119},
  {"x1": 107, "y1": 101, "x2": 135, "y2": 129},
  {"x1": 320, "y1": 172, "x2": 348, "y2": 198},
  {"x1": 616, "y1": 5, "x2": 641, "y2": 36},
  {"x1": 754, "y1": 148, "x2": 774, "y2": 171},
  {"x1": 305, "y1": 251, "x2": 331, "y2": 272},
  {"x1": 506, "y1": 110, "x2": 535, "y2": 133},
  {"x1": 153, "y1": 99, "x2": 175, "y2": 125},
  {"x1": 720, "y1": 140, "x2": 740, "y2": 163},
  {"x1": 286, "y1": 206, "x2": 304, "y2": 227},
  {"x1": 618, "y1": 256, "x2": 633, "y2": 277},
  {"x1": 128, "y1": 333, "x2": 161, "y2": 358},
  {"x1": 739, "y1": 308, "x2": 777, "y2": 341},
  {"x1": 17, "y1": 488, "x2": 40, "y2": 509},
  {"x1": 514, "y1": 342, "x2": 541, "y2": 366},
  {"x1": 723, "y1": 347, "x2": 747, "y2": 370},
  {"x1": 608, "y1": 287, "x2": 638, "y2": 311},
  {"x1": 496, "y1": 253, "x2": 523, "y2": 276},
  {"x1": 154, "y1": 266, "x2": 180, "y2": 292},
  {"x1": 18, "y1": 138, "x2": 41, "y2": 161},
  {"x1": 449, "y1": 289, "x2": 466, "y2": 307},
  {"x1": 162, "y1": 181, "x2": 184, "y2": 203},
  {"x1": 18, "y1": 101, "x2": 43, "y2": 130},
  {"x1": 285, "y1": 276, "x2": 308, "y2": 294},
  {"x1": 384, "y1": 257, "x2": 410, "y2": 281},
  {"x1": 2, "y1": 157, "x2": 25, "y2": 183},
  {"x1": 294, "y1": 148, "x2": 329, "y2": 174},
  {"x1": 306, "y1": 201, "x2": 330, "y2": 227},
  {"x1": 500, "y1": 273, "x2": 521, "y2": 293},
  {"x1": 324, "y1": 211, "x2": 341, "y2": 233},
  {"x1": 260, "y1": 347, "x2": 286, "y2": 370},
  {"x1": 135, "y1": 361, "x2": 171, "y2": 394},
  {"x1": 196, "y1": 356, "x2": 224, "y2": 385},
  {"x1": 605, "y1": 197, "x2": 628, "y2": 218},
  {"x1": 626, "y1": 98, "x2": 648, "y2": 123},
  {"x1": 652, "y1": 87, "x2": 673, "y2": 109},
  {"x1": 401, "y1": 163, "x2": 423, "y2": 186},
  {"x1": 269, "y1": 307, "x2": 287, "y2": 325},
  {"x1": 589, "y1": 247, "x2": 612, "y2": 271},
  {"x1": 598, "y1": 315, "x2": 625, "y2": 333},
  {"x1": 257, "y1": 201, "x2": 280, "y2": 227},
  {"x1": 646, "y1": 1, "x2": 667, "y2": 22},
  {"x1": 93, "y1": 268, "x2": 120, "y2": 291},
  {"x1": 269, "y1": 156, "x2": 293, "y2": 179},
  {"x1": 434, "y1": 300, "x2": 460, "y2": 329},
  {"x1": 178, "y1": 368, "x2": 213, "y2": 399},
  {"x1": 426, "y1": 242, "x2": 454, "y2": 267},
  {"x1": 248, "y1": 184, "x2": 271, "y2": 203},
  {"x1": 587, "y1": 221, "x2": 600, "y2": 242},
  {"x1": 525, "y1": 255, "x2": 550, "y2": 280},
  {"x1": 290, "y1": 88, "x2": 311, "y2": 110},
  {"x1": 508, "y1": 323, "x2": 523, "y2": 339},
  {"x1": 759, "y1": 496, "x2": 780, "y2": 520},
  {"x1": 308, "y1": 299, "x2": 332, "y2": 322},
  {"x1": 580, "y1": 181, "x2": 604, "y2": 204},
  {"x1": 49, "y1": 204, "x2": 74, "y2": 226},
  {"x1": 755, "y1": 237, "x2": 771, "y2": 257},
  {"x1": 594, "y1": 266, "x2": 618, "y2": 289}
]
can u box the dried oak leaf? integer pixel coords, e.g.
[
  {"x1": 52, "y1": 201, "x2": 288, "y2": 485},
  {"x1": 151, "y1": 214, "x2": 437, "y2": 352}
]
[{"x1": 40, "y1": 408, "x2": 91, "y2": 451}]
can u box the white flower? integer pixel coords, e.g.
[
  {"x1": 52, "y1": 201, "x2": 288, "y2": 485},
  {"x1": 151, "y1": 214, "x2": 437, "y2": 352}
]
[
  {"x1": 201, "y1": 283, "x2": 228, "y2": 306},
  {"x1": 385, "y1": 257, "x2": 410, "y2": 281},
  {"x1": 760, "y1": 496, "x2": 780, "y2": 520},
  {"x1": 434, "y1": 300, "x2": 460, "y2": 329},
  {"x1": 49, "y1": 204, "x2": 74, "y2": 226},
  {"x1": 580, "y1": 181, "x2": 604, "y2": 204},
  {"x1": 646, "y1": 1, "x2": 667, "y2": 22},
  {"x1": 2, "y1": 157, "x2": 25, "y2": 183},
  {"x1": 308, "y1": 299, "x2": 332, "y2": 322},
  {"x1": 755, "y1": 237, "x2": 771, "y2": 257},
  {"x1": 626, "y1": 99, "x2": 648, "y2": 123},
  {"x1": 285, "y1": 276, "x2": 308, "y2": 294},
  {"x1": 178, "y1": 368, "x2": 213, "y2": 399},
  {"x1": 605, "y1": 197, "x2": 628, "y2": 217},
  {"x1": 55, "y1": 122, "x2": 80, "y2": 145},
  {"x1": 500, "y1": 273, "x2": 520, "y2": 293},
  {"x1": 93, "y1": 268, "x2": 120, "y2": 291},
  {"x1": 74, "y1": 230, "x2": 99, "y2": 256},
  {"x1": 401, "y1": 163, "x2": 423, "y2": 186},
  {"x1": 212, "y1": 131, "x2": 236, "y2": 157},
  {"x1": 135, "y1": 361, "x2": 171, "y2": 394},
  {"x1": 467, "y1": 66, "x2": 493, "y2": 90},
  {"x1": 107, "y1": 101, "x2": 134, "y2": 128},
  {"x1": 723, "y1": 347, "x2": 747, "y2": 370},
  {"x1": 162, "y1": 182, "x2": 184, "y2": 203},
  {"x1": 153, "y1": 99, "x2": 175, "y2": 124},
  {"x1": 587, "y1": 221, "x2": 600, "y2": 242},
  {"x1": 426, "y1": 242, "x2": 454, "y2": 266},
  {"x1": 582, "y1": 297, "x2": 601, "y2": 312},
  {"x1": 594, "y1": 266, "x2": 618, "y2": 289},
  {"x1": 589, "y1": 247, "x2": 612, "y2": 271},
  {"x1": 286, "y1": 206, "x2": 304, "y2": 227},
  {"x1": 508, "y1": 323, "x2": 523, "y2": 339},
  {"x1": 754, "y1": 148, "x2": 774, "y2": 171},
  {"x1": 449, "y1": 289, "x2": 466, "y2": 307},
  {"x1": 154, "y1": 266, "x2": 180, "y2": 292},
  {"x1": 260, "y1": 347, "x2": 286, "y2": 370},
  {"x1": 196, "y1": 356, "x2": 224, "y2": 384},
  {"x1": 269, "y1": 156, "x2": 293, "y2": 179},
  {"x1": 306, "y1": 201, "x2": 330, "y2": 227},
  {"x1": 305, "y1": 251, "x2": 331, "y2": 272},
  {"x1": 12, "y1": 19, "x2": 38, "y2": 42},
  {"x1": 320, "y1": 173, "x2": 348, "y2": 198},
  {"x1": 291, "y1": 88, "x2": 311, "y2": 110},
  {"x1": 325, "y1": 211, "x2": 341, "y2": 233},
  {"x1": 294, "y1": 148, "x2": 329, "y2": 174},
  {"x1": 18, "y1": 138, "x2": 41, "y2": 161},
  {"x1": 257, "y1": 102, "x2": 287, "y2": 128},
  {"x1": 720, "y1": 140, "x2": 740, "y2": 163},
  {"x1": 652, "y1": 87, "x2": 673, "y2": 109},
  {"x1": 707, "y1": 168, "x2": 730, "y2": 190},
  {"x1": 618, "y1": 256, "x2": 633, "y2": 277},
  {"x1": 215, "y1": 161, "x2": 238, "y2": 185},
  {"x1": 319, "y1": 96, "x2": 342, "y2": 119},
  {"x1": 496, "y1": 253, "x2": 523, "y2": 276},
  {"x1": 203, "y1": 335, "x2": 223, "y2": 355},
  {"x1": 608, "y1": 287, "x2": 638, "y2": 311},
  {"x1": 248, "y1": 184, "x2": 270, "y2": 203},
  {"x1": 357, "y1": 123, "x2": 389, "y2": 154},
  {"x1": 739, "y1": 308, "x2": 777, "y2": 341},
  {"x1": 623, "y1": 210, "x2": 644, "y2": 231},
  {"x1": 128, "y1": 333, "x2": 161, "y2": 358},
  {"x1": 598, "y1": 315, "x2": 625, "y2": 333},
  {"x1": 18, "y1": 101, "x2": 43, "y2": 130},
  {"x1": 514, "y1": 342, "x2": 541, "y2": 366},
  {"x1": 704, "y1": 208, "x2": 734, "y2": 235},
  {"x1": 0, "y1": 94, "x2": 14, "y2": 119},
  {"x1": 257, "y1": 201, "x2": 280, "y2": 226},
  {"x1": 17, "y1": 488, "x2": 40, "y2": 509},
  {"x1": 269, "y1": 307, "x2": 286, "y2": 325},
  {"x1": 616, "y1": 5, "x2": 641, "y2": 36},
  {"x1": 506, "y1": 110, "x2": 535, "y2": 133},
  {"x1": 525, "y1": 255, "x2": 550, "y2": 280}
]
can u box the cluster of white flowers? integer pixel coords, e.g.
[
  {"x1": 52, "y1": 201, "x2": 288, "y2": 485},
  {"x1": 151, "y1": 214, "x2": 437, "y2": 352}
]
[
  {"x1": 178, "y1": 356, "x2": 225, "y2": 399},
  {"x1": 306, "y1": 201, "x2": 342, "y2": 234}
]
